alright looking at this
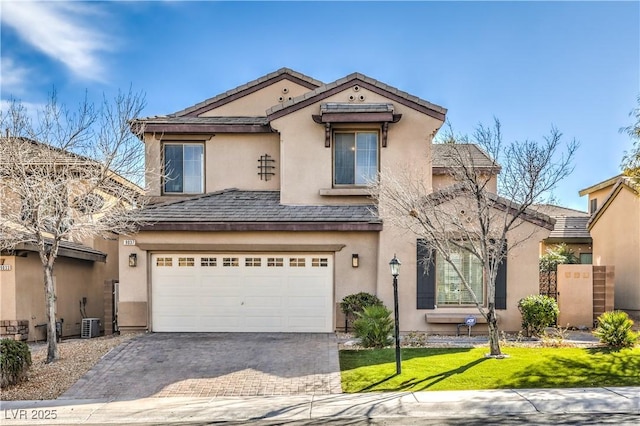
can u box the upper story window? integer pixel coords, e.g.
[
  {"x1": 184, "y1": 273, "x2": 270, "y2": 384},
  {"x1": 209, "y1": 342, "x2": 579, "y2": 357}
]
[
  {"x1": 163, "y1": 143, "x2": 204, "y2": 194},
  {"x1": 589, "y1": 198, "x2": 597, "y2": 214},
  {"x1": 436, "y1": 249, "x2": 484, "y2": 306},
  {"x1": 334, "y1": 131, "x2": 378, "y2": 186}
]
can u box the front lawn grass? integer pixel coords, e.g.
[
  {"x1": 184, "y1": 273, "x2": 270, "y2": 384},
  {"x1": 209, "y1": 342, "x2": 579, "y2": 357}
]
[{"x1": 339, "y1": 346, "x2": 640, "y2": 392}]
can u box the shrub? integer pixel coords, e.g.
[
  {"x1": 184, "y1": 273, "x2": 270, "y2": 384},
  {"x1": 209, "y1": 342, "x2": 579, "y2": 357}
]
[
  {"x1": 0, "y1": 339, "x2": 32, "y2": 388},
  {"x1": 340, "y1": 292, "x2": 384, "y2": 331},
  {"x1": 353, "y1": 305, "x2": 394, "y2": 348},
  {"x1": 593, "y1": 311, "x2": 639, "y2": 348},
  {"x1": 518, "y1": 295, "x2": 559, "y2": 337}
]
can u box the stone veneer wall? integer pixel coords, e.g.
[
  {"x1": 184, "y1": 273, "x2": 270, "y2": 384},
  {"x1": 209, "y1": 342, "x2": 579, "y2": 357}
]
[
  {"x1": 103, "y1": 280, "x2": 116, "y2": 335},
  {"x1": 0, "y1": 320, "x2": 29, "y2": 341},
  {"x1": 593, "y1": 265, "x2": 615, "y2": 325}
]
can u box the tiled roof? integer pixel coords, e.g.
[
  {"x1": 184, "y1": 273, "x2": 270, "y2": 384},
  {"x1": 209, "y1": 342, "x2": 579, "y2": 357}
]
[
  {"x1": 137, "y1": 190, "x2": 379, "y2": 223},
  {"x1": 578, "y1": 174, "x2": 624, "y2": 196},
  {"x1": 135, "y1": 116, "x2": 269, "y2": 125},
  {"x1": 426, "y1": 184, "x2": 555, "y2": 230},
  {"x1": 547, "y1": 216, "x2": 591, "y2": 240},
  {"x1": 532, "y1": 204, "x2": 589, "y2": 218},
  {"x1": 266, "y1": 72, "x2": 447, "y2": 118},
  {"x1": 432, "y1": 144, "x2": 499, "y2": 170},
  {"x1": 320, "y1": 103, "x2": 394, "y2": 113},
  {"x1": 14, "y1": 239, "x2": 107, "y2": 262},
  {"x1": 167, "y1": 68, "x2": 324, "y2": 118}
]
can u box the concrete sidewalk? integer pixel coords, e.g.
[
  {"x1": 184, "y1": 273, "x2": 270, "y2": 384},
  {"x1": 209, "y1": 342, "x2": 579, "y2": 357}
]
[{"x1": 2, "y1": 387, "x2": 638, "y2": 424}]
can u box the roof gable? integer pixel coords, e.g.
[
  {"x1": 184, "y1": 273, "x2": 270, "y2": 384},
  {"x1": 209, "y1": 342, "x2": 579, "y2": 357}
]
[
  {"x1": 266, "y1": 72, "x2": 447, "y2": 122},
  {"x1": 587, "y1": 178, "x2": 639, "y2": 229},
  {"x1": 432, "y1": 143, "x2": 500, "y2": 173},
  {"x1": 578, "y1": 174, "x2": 623, "y2": 196},
  {"x1": 170, "y1": 68, "x2": 323, "y2": 118}
]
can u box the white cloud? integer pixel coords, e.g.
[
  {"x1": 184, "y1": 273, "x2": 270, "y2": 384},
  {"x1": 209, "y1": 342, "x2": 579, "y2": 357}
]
[
  {"x1": 0, "y1": 57, "x2": 30, "y2": 95},
  {"x1": 1, "y1": 1, "x2": 112, "y2": 82}
]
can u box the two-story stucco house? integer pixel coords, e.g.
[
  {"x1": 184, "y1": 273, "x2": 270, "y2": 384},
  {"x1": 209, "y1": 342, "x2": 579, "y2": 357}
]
[
  {"x1": 580, "y1": 175, "x2": 640, "y2": 320},
  {"x1": 119, "y1": 68, "x2": 552, "y2": 334}
]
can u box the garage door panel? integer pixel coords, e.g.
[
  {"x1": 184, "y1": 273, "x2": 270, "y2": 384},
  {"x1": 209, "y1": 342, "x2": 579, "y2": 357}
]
[
  {"x1": 287, "y1": 296, "x2": 327, "y2": 308},
  {"x1": 152, "y1": 254, "x2": 333, "y2": 332},
  {"x1": 245, "y1": 316, "x2": 283, "y2": 329},
  {"x1": 199, "y1": 315, "x2": 242, "y2": 328},
  {"x1": 201, "y1": 296, "x2": 242, "y2": 307}
]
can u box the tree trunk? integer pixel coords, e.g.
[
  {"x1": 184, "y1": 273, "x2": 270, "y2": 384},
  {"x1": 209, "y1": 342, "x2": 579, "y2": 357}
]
[
  {"x1": 487, "y1": 304, "x2": 502, "y2": 356},
  {"x1": 44, "y1": 264, "x2": 59, "y2": 363}
]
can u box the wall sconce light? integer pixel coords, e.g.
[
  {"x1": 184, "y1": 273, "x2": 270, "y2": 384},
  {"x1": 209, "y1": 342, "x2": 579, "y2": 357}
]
[
  {"x1": 352, "y1": 254, "x2": 359, "y2": 268},
  {"x1": 129, "y1": 253, "x2": 137, "y2": 267}
]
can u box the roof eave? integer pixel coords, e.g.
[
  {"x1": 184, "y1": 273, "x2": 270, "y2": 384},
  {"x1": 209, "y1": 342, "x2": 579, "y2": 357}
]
[
  {"x1": 267, "y1": 76, "x2": 447, "y2": 122},
  {"x1": 138, "y1": 221, "x2": 383, "y2": 232}
]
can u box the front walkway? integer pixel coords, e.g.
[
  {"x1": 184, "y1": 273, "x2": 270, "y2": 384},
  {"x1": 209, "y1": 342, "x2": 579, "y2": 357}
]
[{"x1": 60, "y1": 333, "x2": 341, "y2": 400}]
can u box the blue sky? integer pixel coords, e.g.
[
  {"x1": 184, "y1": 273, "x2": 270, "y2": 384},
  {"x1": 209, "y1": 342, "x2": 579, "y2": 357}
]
[{"x1": 1, "y1": 0, "x2": 638, "y2": 210}]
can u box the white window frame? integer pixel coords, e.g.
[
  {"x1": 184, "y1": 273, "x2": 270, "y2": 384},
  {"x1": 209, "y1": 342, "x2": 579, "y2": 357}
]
[{"x1": 435, "y1": 249, "x2": 485, "y2": 306}]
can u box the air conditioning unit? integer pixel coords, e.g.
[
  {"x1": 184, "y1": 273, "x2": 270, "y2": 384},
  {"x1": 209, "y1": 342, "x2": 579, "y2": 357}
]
[{"x1": 81, "y1": 318, "x2": 100, "y2": 338}]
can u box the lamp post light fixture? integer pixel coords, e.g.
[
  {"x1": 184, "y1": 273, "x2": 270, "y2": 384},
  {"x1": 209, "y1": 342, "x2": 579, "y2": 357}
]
[{"x1": 389, "y1": 254, "x2": 401, "y2": 375}]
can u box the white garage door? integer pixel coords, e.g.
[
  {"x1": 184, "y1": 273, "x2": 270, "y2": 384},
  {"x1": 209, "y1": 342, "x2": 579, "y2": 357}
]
[{"x1": 151, "y1": 254, "x2": 333, "y2": 332}]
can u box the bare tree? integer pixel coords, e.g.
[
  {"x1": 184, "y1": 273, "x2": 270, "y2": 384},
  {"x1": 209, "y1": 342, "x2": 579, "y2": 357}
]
[
  {"x1": 0, "y1": 89, "x2": 148, "y2": 363},
  {"x1": 372, "y1": 119, "x2": 578, "y2": 356}
]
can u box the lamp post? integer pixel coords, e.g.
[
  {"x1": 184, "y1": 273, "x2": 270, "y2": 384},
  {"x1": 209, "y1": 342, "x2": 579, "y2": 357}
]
[{"x1": 389, "y1": 254, "x2": 401, "y2": 375}]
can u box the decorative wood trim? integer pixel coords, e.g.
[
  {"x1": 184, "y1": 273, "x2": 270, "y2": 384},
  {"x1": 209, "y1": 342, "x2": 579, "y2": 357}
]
[
  {"x1": 145, "y1": 123, "x2": 274, "y2": 134},
  {"x1": 318, "y1": 112, "x2": 394, "y2": 123},
  {"x1": 325, "y1": 123, "x2": 331, "y2": 147},
  {"x1": 268, "y1": 77, "x2": 445, "y2": 121},
  {"x1": 136, "y1": 243, "x2": 347, "y2": 252},
  {"x1": 382, "y1": 122, "x2": 389, "y2": 147},
  {"x1": 313, "y1": 112, "x2": 402, "y2": 147},
  {"x1": 138, "y1": 222, "x2": 383, "y2": 232}
]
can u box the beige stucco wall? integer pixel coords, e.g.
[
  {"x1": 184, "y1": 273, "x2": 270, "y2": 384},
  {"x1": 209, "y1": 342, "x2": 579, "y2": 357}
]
[
  {"x1": 12, "y1": 253, "x2": 104, "y2": 340},
  {"x1": 557, "y1": 264, "x2": 594, "y2": 328},
  {"x1": 144, "y1": 133, "x2": 280, "y2": 199},
  {"x1": 587, "y1": 186, "x2": 615, "y2": 213},
  {"x1": 372, "y1": 209, "x2": 550, "y2": 333},
  {"x1": 118, "y1": 230, "x2": 380, "y2": 331},
  {"x1": 201, "y1": 78, "x2": 315, "y2": 117},
  {"x1": 271, "y1": 87, "x2": 441, "y2": 205},
  {"x1": 0, "y1": 256, "x2": 17, "y2": 319},
  {"x1": 590, "y1": 187, "x2": 640, "y2": 314},
  {"x1": 0, "y1": 237, "x2": 119, "y2": 341}
]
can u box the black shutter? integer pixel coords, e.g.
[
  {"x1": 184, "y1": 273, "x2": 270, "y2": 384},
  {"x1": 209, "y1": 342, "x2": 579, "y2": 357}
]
[
  {"x1": 417, "y1": 239, "x2": 436, "y2": 309},
  {"x1": 494, "y1": 242, "x2": 508, "y2": 310}
]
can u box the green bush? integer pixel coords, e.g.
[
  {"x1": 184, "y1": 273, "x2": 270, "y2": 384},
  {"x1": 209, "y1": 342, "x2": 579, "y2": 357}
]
[
  {"x1": 1, "y1": 339, "x2": 32, "y2": 388},
  {"x1": 518, "y1": 295, "x2": 559, "y2": 337},
  {"x1": 353, "y1": 305, "x2": 394, "y2": 348},
  {"x1": 340, "y1": 292, "x2": 384, "y2": 331},
  {"x1": 593, "y1": 311, "x2": 639, "y2": 348}
]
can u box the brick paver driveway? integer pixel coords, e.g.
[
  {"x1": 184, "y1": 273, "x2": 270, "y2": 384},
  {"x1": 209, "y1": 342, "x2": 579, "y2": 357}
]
[{"x1": 60, "y1": 333, "x2": 342, "y2": 400}]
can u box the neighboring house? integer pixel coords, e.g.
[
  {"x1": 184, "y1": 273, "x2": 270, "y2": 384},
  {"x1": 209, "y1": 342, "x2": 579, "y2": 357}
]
[
  {"x1": 0, "y1": 138, "x2": 136, "y2": 341},
  {"x1": 120, "y1": 68, "x2": 553, "y2": 334},
  {"x1": 431, "y1": 143, "x2": 499, "y2": 193},
  {"x1": 535, "y1": 204, "x2": 592, "y2": 264},
  {"x1": 580, "y1": 175, "x2": 640, "y2": 320}
]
